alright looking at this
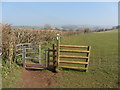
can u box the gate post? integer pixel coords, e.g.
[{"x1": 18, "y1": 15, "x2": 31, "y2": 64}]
[
  {"x1": 56, "y1": 34, "x2": 60, "y2": 72},
  {"x1": 85, "y1": 46, "x2": 91, "y2": 72},
  {"x1": 53, "y1": 44, "x2": 56, "y2": 66},
  {"x1": 38, "y1": 44, "x2": 41, "y2": 64}
]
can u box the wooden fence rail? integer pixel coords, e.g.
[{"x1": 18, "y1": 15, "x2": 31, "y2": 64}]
[
  {"x1": 59, "y1": 45, "x2": 89, "y2": 48},
  {"x1": 55, "y1": 44, "x2": 91, "y2": 72}
]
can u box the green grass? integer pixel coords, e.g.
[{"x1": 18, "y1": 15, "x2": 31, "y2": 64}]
[
  {"x1": 53, "y1": 29, "x2": 118, "y2": 88},
  {"x1": 2, "y1": 63, "x2": 23, "y2": 88},
  {"x1": 2, "y1": 29, "x2": 118, "y2": 88}
]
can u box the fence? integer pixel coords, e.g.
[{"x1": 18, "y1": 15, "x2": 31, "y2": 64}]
[
  {"x1": 51, "y1": 34, "x2": 91, "y2": 72},
  {"x1": 15, "y1": 43, "x2": 47, "y2": 69},
  {"x1": 15, "y1": 35, "x2": 91, "y2": 72},
  {"x1": 58, "y1": 45, "x2": 91, "y2": 72}
]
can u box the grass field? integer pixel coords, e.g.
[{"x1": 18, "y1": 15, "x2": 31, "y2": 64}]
[
  {"x1": 2, "y1": 29, "x2": 118, "y2": 88},
  {"x1": 53, "y1": 29, "x2": 118, "y2": 88}
]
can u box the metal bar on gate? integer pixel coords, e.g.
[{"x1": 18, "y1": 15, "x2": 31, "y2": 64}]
[
  {"x1": 45, "y1": 50, "x2": 47, "y2": 67},
  {"x1": 47, "y1": 48, "x2": 50, "y2": 67},
  {"x1": 22, "y1": 46, "x2": 26, "y2": 68},
  {"x1": 25, "y1": 48, "x2": 26, "y2": 67},
  {"x1": 25, "y1": 52, "x2": 44, "y2": 54}
]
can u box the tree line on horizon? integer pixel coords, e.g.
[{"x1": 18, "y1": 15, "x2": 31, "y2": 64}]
[{"x1": 11, "y1": 24, "x2": 119, "y2": 33}]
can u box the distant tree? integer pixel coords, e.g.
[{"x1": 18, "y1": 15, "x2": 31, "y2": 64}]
[
  {"x1": 105, "y1": 29, "x2": 108, "y2": 31},
  {"x1": 84, "y1": 28, "x2": 91, "y2": 33},
  {"x1": 76, "y1": 28, "x2": 83, "y2": 32},
  {"x1": 76, "y1": 29, "x2": 80, "y2": 32},
  {"x1": 44, "y1": 24, "x2": 52, "y2": 30},
  {"x1": 62, "y1": 29, "x2": 67, "y2": 32},
  {"x1": 97, "y1": 29, "x2": 104, "y2": 32},
  {"x1": 69, "y1": 29, "x2": 74, "y2": 32},
  {"x1": 61, "y1": 25, "x2": 78, "y2": 31},
  {"x1": 55, "y1": 27, "x2": 60, "y2": 30},
  {"x1": 116, "y1": 25, "x2": 120, "y2": 29}
]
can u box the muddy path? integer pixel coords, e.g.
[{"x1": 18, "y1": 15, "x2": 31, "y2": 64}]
[{"x1": 21, "y1": 69, "x2": 58, "y2": 88}]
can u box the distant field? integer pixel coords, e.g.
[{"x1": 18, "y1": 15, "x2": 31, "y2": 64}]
[
  {"x1": 94, "y1": 29, "x2": 118, "y2": 33},
  {"x1": 53, "y1": 29, "x2": 118, "y2": 88}
]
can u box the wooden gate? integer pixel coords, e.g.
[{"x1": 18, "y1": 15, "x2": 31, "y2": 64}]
[
  {"x1": 50, "y1": 44, "x2": 91, "y2": 72},
  {"x1": 58, "y1": 45, "x2": 91, "y2": 72},
  {"x1": 15, "y1": 43, "x2": 48, "y2": 69},
  {"x1": 51, "y1": 34, "x2": 91, "y2": 72}
]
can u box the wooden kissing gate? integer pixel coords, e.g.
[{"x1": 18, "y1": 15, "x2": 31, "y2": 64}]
[{"x1": 15, "y1": 34, "x2": 91, "y2": 72}]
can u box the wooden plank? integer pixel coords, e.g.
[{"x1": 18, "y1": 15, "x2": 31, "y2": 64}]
[
  {"x1": 59, "y1": 60, "x2": 88, "y2": 64},
  {"x1": 59, "y1": 66, "x2": 88, "y2": 70},
  {"x1": 60, "y1": 50, "x2": 89, "y2": 53},
  {"x1": 60, "y1": 45, "x2": 88, "y2": 48},
  {"x1": 25, "y1": 61, "x2": 46, "y2": 67},
  {"x1": 25, "y1": 67, "x2": 45, "y2": 69},
  {"x1": 60, "y1": 55, "x2": 88, "y2": 59}
]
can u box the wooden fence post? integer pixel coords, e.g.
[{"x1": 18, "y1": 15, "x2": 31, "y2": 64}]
[
  {"x1": 85, "y1": 46, "x2": 91, "y2": 72},
  {"x1": 39, "y1": 44, "x2": 41, "y2": 64},
  {"x1": 53, "y1": 44, "x2": 56, "y2": 66},
  {"x1": 56, "y1": 34, "x2": 60, "y2": 72},
  {"x1": 57, "y1": 34, "x2": 60, "y2": 66}
]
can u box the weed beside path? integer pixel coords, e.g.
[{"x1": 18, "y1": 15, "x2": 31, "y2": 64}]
[{"x1": 2, "y1": 64, "x2": 23, "y2": 88}]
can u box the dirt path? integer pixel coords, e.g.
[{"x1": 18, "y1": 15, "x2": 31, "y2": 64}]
[{"x1": 21, "y1": 69, "x2": 58, "y2": 88}]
